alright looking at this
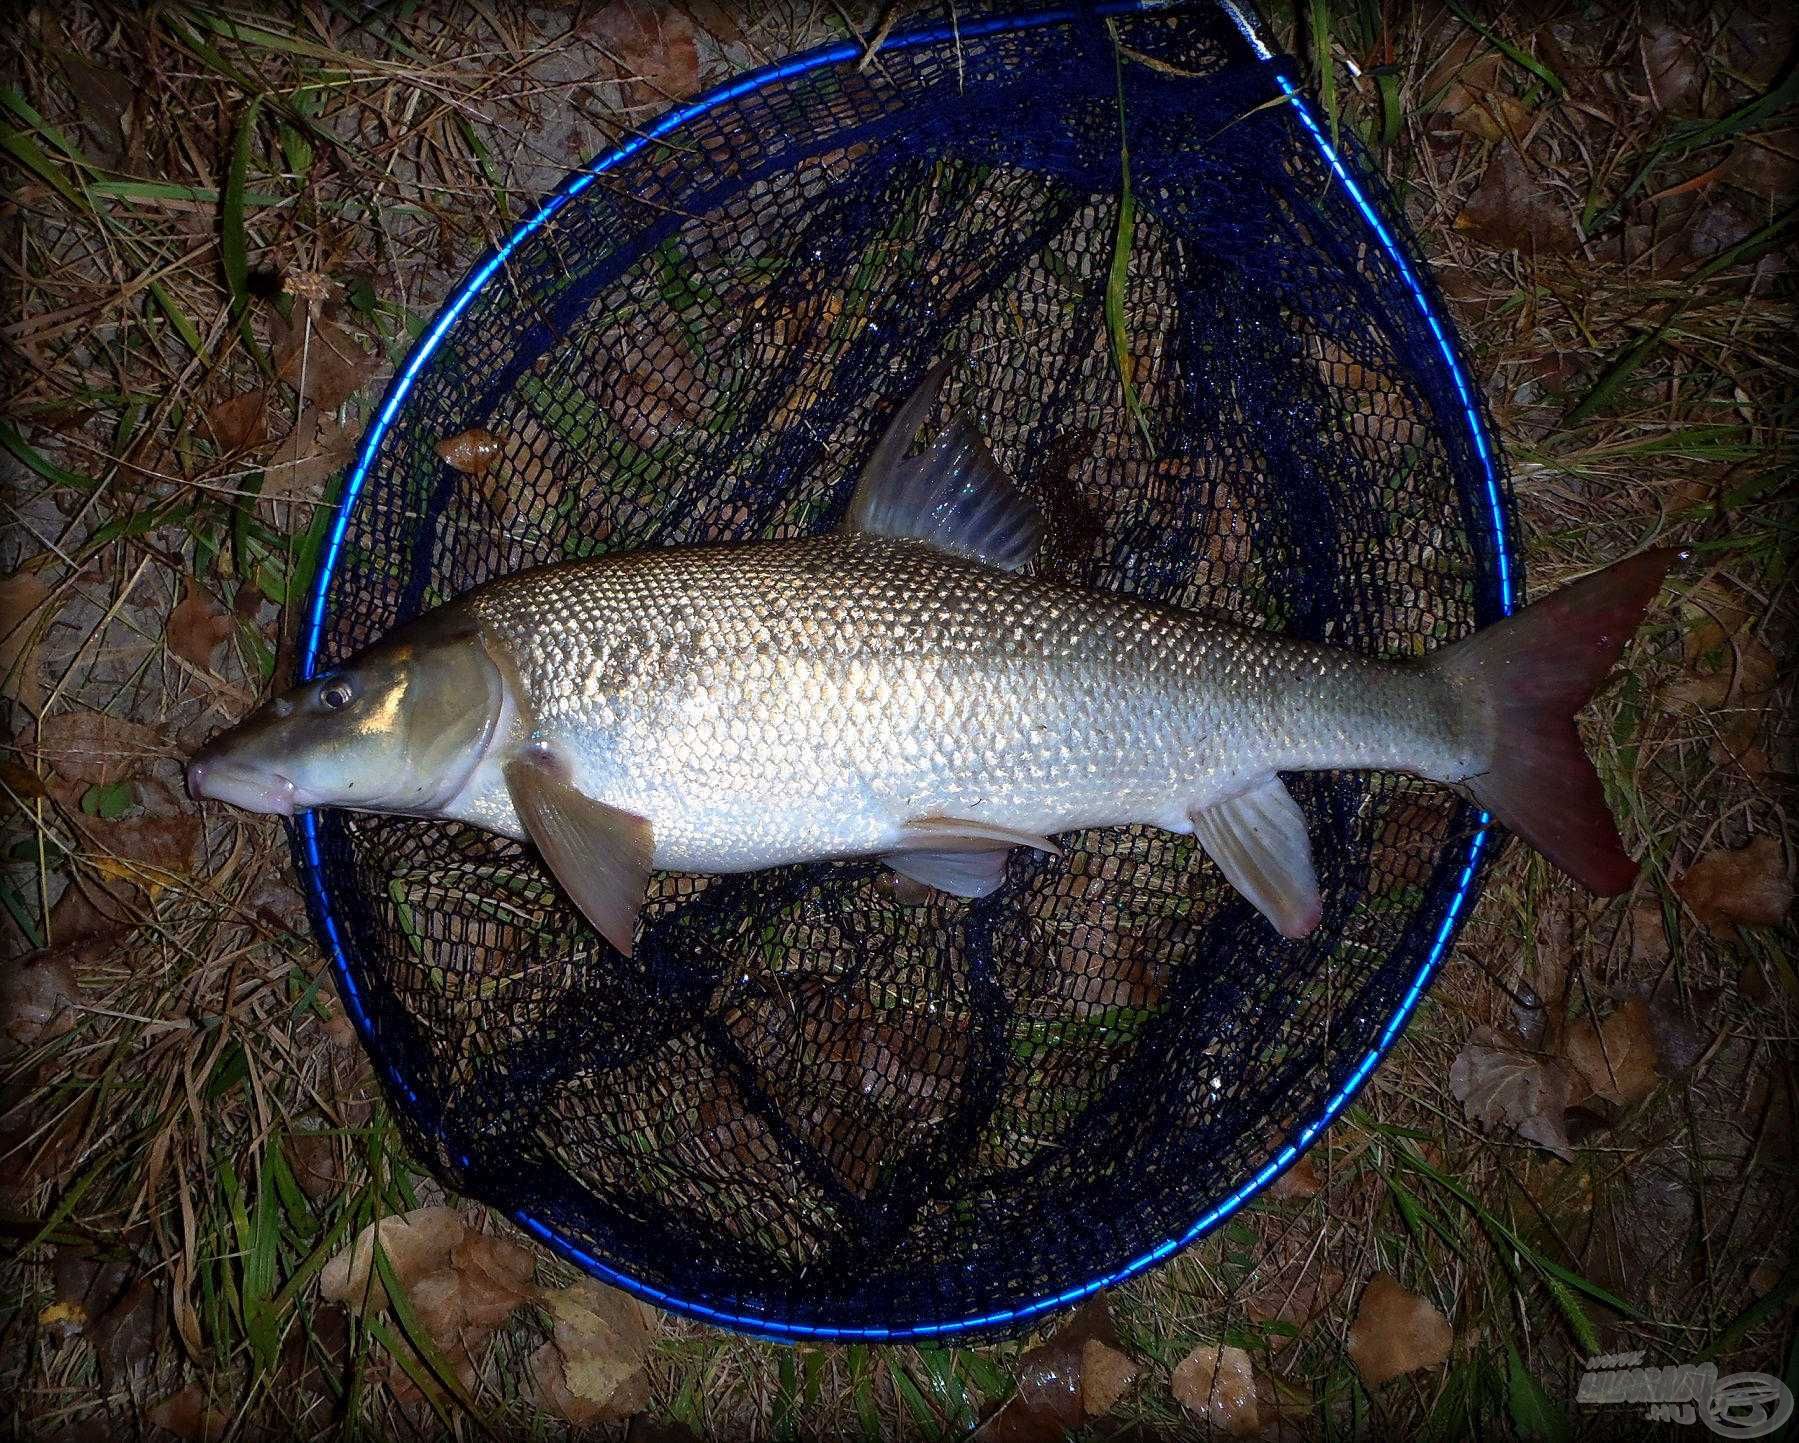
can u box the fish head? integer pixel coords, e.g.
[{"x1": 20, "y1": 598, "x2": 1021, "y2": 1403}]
[{"x1": 186, "y1": 611, "x2": 503, "y2": 820}]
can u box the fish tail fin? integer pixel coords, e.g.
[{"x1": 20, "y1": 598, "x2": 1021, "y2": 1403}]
[{"x1": 1435, "y1": 548, "x2": 1680, "y2": 894}]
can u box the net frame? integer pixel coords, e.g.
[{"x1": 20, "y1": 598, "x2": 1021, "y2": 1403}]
[{"x1": 291, "y1": 0, "x2": 1520, "y2": 1341}]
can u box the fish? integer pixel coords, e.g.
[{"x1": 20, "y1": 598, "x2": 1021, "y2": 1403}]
[{"x1": 187, "y1": 364, "x2": 1678, "y2": 956}]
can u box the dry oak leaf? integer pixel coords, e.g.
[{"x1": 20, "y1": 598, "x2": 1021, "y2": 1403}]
[
  {"x1": 1172, "y1": 1342, "x2": 1260, "y2": 1437},
  {"x1": 1448, "y1": 1025, "x2": 1576, "y2": 1160},
  {"x1": 1563, "y1": 997, "x2": 1662, "y2": 1108},
  {"x1": 1676, "y1": 836, "x2": 1792, "y2": 936},
  {"x1": 274, "y1": 309, "x2": 375, "y2": 410},
  {"x1": 265, "y1": 405, "x2": 356, "y2": 507},
  {"x1": 2, "y1": 947, "x2": 82, "y2": 1048},
  {"x1": 528, "y1": 1277, "x2": 657, "y2": 1426},
  {"x1": 39, "y1": 709, "x2": 164, "y2": 787},
  {"x1": 146, "y1": 1382, "x2": 228, "y2": 1442},
  {"x1": 320, "y1": 1205, "x2": 466, "y2": 1313},
  {"x1": 1456, "y1": 145, "x2": 1579, "y2": 254},
  {"x1": 1, "y1": 570, "x2": 53, "y2": 709},
  {"x1": 207, "y1": 391, "x2": 269, "y2": 453},
  {"x1": 1346, "y1": 1273, "x2": 1453, "y2": 1388},
  {"x1": 584, "y1": 1, "x2": 701, "y2": 109},
  {"x1": 168, "y1": 581, "x2": 234, "y2": 673}
]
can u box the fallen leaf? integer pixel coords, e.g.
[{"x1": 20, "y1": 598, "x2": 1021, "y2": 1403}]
[
  {"x1": 147, "y1": 1382, "x2": 228, "y2": 1442},
  {"x1": 1171, "y1": 1343, "x2": 1260, "y2": 1436},
  {"x1": 1725, "y1": 127, "x2": 1799, "y2": 202},
  {"x1": 54, "y1": 49, "x2": 134, "y2": 168},
  {"x1": 1676, "y1": 837, "x2": 1792, "y2": 936},
  {"x1": 274, "y1": 308, "x2": 375, "y2": 410},
  {"x1": 319, "y1": 1206, "x2": 466, "y2": 1313},
  {"x1": 1456, "y1": 146, "x2": 1578, "y2": 254},
  {"x1": 1, "y1": 570, "x2": 53, "y2": 710},
  {"x1": 436, "y1": 427, "x2": 500, "y2": 477},
  {"x1": 283, "y1": 1127, "x2": 345, "y2": 1203},
  {"x1": 529, "y1": 1277, "x2": 657, "y2": 1425},
  {"x1": 43, "y1": 1250, "x2": 132, "y2": 1340},
  {"x1": 1636, "y1": 25, "x2": 1704, "y2": 114},
  {"x1": 1265, "y1": 1148, "x2": 1323, "y2": 1200},
  {"x1": 39, "y1": 710, "x2": 164, "y2": 786},
  {"x1": 584, "y1": 2, "x2": 701, "y2": 109},
  {"x1": 1564, "y1": 997, "x2": 1661, "y2": 1108},
  {"x1": 2, "y1": 947, "x2": 83, "y2": 1048},
  {"x1": 207, "y1": 391, "x2": 269, "y2": 453},
  {"x1": 1241, "y1": 1226, "x2": 1345, "y2": 1332},
  {"x1": 1345, "y1": 1273, "x2": 1453, "y2": 1387},
  {"x1": 265, "y1": 405, "x2": 356, "y2": 507},
  {"x1": 91, "y1": 1275, "x2": 164, "y2": 1378},
  {"x1": 77, "y1": 812, "x2": 203, "y2": 901},
  {"x1": 974, "y1": 1298, "x2": 1131, "y2": 1440},
  {"x1": 168, "y1": 581, "x2": 234, "y2": 673},
  {"x1": 1418, "y1": 29, "x2": 1502, "y2": 118},
  {"x1": 1448, "y1": 1025, "x2": 1576, "y2": 1160}
]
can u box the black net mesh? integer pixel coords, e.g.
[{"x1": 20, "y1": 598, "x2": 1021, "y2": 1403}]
[{"x1": 298, "y1": 1, "x2": 1516, "y2": 1339}]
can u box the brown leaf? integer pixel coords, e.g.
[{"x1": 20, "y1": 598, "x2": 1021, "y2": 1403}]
[
  {"x1": 1418, "y1": 30, "x2": 1502, "y2": 117},
  {"x1": 147, "y1": 1383, "x2": 228, "y2": 1442},
  {"x1": 1448, "y1": 1025, "x2": 1575, "y2": 1160},
  {"x1": 1725, "y1": 127, "x2": 1799, "y2": 202},
  {"x1": 320, "y1": 1205, "x2": 466, "y2": 1313},
  {"x1": 528, "y1": 1278, "x2": 657, "y2": 1425},
  {"x1": 975, "y1": 1298, "x2": 1126, "y2": 1440},
  {"x1": 1456, "y1": 146, "x2": 1578, "y2": 254},
  {"x1": 207, "y1": 391, "x2": 269, "y2": 454},
  {"x1": 1676, "y1": 836, "x2": 1792, "y2": 935},
  {"x1": 55, "y1": 49, "x2": 134, "y2": 167},
  {"x1": 1171, "y1": 1343, "x2": 1260, "y2": 1436},
  {"x1": 1, "y1": 570, "x2": 53, "y2": 711},
  {"x1": 265, "y1": 405, "x2": 356, "y2": 507},
  {"x1": 1636, "y1": 25, "x2": 1704, "y2": 114},
  {"x1": 1241, "y1": 1227, "x2": 1345, "y2": 1332},
  {"x1": 585, "y1": 2, "x2": 701, "y2": 109},
  {"x1": 1345, "y1": 1273, "x2": 1453, "y2": 1388},
  {"x1": 274, "y1": 309, "x2": 375, "y2": 410},
  {"x1": 436, "y1": 427, "x2": 500, "y2": 477},
  {"x1": 1563, "y1": 997, "x2": 1661, "y2": 1108},
  {"x1": 283, "y1": 1127, "x2": 346, "y2": 1203},
  {"x1": 43, "y1": 1250, "x2": 132, "y2": 1340},
  {"x1": 91, "y1": 1276, "x2": 164, "y2": 1378},
  {"x1": 1265, "y1": 1149, "x2": 1322, "y2": 1200},
  {"x1": 168, "y1": 581, "x2": 234, "y2": 673},
  {"x1": 2, "y1": 947, "x2": 83, "y2": 1048},
  {"x1": 77, "y1": 812, "x2": 203, "y2": 901},
  {"x1": 39, "y1": 710, "x2": 165, "y2": 787}
]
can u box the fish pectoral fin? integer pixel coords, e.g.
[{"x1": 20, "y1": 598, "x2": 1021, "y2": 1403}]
[
  {"x1": 881, "y1": 817, "x2": 1058, "y2": 900},
  {"x1": 504, "y1": 757, "x2": 653, "y2": 957},
  {"x1": 900, "y1": 815, "x2": 1061, "y2": 856},
  {"x1": 1189, "y1": 778, "x2": 1323, "y2": 940},
  {"x1": 844, "y1": 362, "x2": 1041, "y2": 572},
  {"x1": 883, "y1": 849, "x2": 1010, "y2": 899}
]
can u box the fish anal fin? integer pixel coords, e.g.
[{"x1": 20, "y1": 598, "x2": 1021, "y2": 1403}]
[
  {"x1": 884, "y1": 849, "x2": 1010, "y2": 899},
  {"x1": 844, "y1": 365, "x2": 1041, "y2": 572},
  {"x1": 504, "y1": 754, "x2": 653, "y2": 957},
  {"x1": 1189, "y1": 777, "x2": 1323, "y2": 940}
]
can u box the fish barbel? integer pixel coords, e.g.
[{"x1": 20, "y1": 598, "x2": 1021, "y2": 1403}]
[{"x1": 188, "y1": 365, "x2": 1676, "y2": 954}]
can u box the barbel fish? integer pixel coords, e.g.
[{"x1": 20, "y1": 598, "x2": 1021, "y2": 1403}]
[{"x1": 187, "y1": 366, "x2": 1675, "y2": 955}]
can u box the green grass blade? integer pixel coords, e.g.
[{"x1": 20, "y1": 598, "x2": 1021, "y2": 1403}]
[{"x1": 224, "y1": 94, "x2": 263, "y2": 328}]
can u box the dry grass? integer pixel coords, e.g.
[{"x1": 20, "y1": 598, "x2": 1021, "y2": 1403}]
[{"x1": 2, "y1": 3, "x2": 1795, "y2": 1440}]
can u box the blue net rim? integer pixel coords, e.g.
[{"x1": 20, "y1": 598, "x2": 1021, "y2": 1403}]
[{"x1": 291, "y1": 0, "x2": 1519, "y2": 1342}]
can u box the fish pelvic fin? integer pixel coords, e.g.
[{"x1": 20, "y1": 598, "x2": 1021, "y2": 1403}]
[
  {"x1": 844, "y1": 362, "x2": 1041, "y2": 572},
  {"x1": 1189, "y1": 777, "x2": 1323, "y2": 940},
  {"x1": 504, "y1": 752, "x2": 653, "y2": 956},
  {"x1": 1435, "y1": 547, "x2": 1682, "y2": 895}
]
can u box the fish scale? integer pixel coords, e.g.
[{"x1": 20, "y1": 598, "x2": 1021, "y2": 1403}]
[{"x1": 460, "y1": 532, "x2": 1471, "y2": 874}]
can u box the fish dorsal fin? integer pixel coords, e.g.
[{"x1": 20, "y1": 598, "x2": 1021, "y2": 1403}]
[
  {"x1": 845, "y1": 363, "x2": 1041, "y2": 572},
  {"x1": 1189, "y1": 778, "x2": 1323, "y2": 940},
  {"x1": 504, "y1": 752, "x2": 654, "y2": 957}
]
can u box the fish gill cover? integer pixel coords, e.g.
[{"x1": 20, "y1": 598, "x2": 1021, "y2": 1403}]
[{"x1": 295, "y1": 0, "x2": 1514, "y2": 1339}]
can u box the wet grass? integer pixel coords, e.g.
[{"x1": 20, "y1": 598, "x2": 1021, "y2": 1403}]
[{"x1": 3, "y1": 3, "x2": 1795, "y2": 1440}]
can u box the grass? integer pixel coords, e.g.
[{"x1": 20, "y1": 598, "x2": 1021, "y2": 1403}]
[{"x1": 3, "y1": 2, "x2": 1796, "y2": 1440}]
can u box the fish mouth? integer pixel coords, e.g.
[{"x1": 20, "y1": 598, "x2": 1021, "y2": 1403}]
[{"x1": 186, "y1": 757, "x2": 300, "y2": 818}]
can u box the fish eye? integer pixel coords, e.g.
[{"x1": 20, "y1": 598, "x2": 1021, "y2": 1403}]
[{"x1": 320, "y1": 681, "x2": 354, "y2": 711}]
